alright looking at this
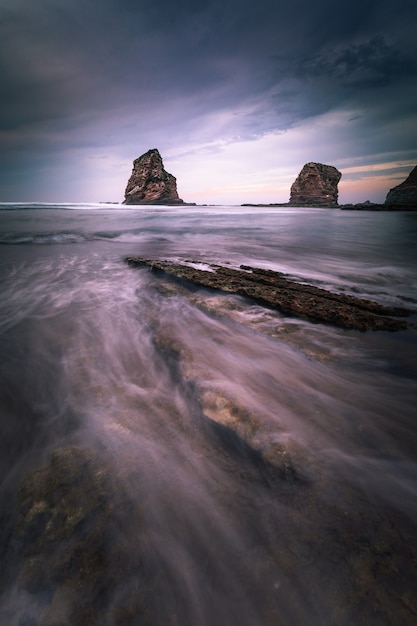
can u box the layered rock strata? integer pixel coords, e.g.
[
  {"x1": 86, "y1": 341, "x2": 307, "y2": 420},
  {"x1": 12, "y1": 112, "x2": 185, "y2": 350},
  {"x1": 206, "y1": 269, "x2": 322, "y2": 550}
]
[
  {"x1": 385, "y1": 165, "x2": 417, "y2": 207},
  {"x1": 125, "y1": 258, "x2": 410, "y2": 331},
  {"x1": 289, "y1": 162, "x2": 342, "y2": 207},
  {"x1": 123, "y1": 148, "x2": 185, "y2": 205}
]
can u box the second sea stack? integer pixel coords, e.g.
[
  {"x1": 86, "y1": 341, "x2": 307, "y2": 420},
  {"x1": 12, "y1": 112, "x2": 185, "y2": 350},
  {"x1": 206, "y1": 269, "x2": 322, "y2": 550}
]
[
  {"x1": 385, "y1": 165, "x2": 417, "y2": 208},
  {"x1": 289, "y1": 162, "x2": 341, "y2": 207},
  {"x1": 123, "y1": 149, "x2": 184, "y2": 205}
]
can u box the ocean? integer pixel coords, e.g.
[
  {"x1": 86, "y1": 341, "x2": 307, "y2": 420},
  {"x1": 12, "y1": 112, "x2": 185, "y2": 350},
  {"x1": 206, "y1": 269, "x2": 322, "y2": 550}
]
[{"x1": 0, "y1": 203, "x2": 416, "y2": 625}]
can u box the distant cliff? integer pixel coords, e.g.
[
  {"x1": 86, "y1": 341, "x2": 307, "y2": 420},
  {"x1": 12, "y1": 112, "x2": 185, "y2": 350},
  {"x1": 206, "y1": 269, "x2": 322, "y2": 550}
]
[
  {"x1": 289, "y1": 162, "x2": 341, "y2": 207},
  {"x1": 123, "y1": 149, "x2": 185, "y2": 205},
  {"x1": 385, "y1": 165, "x2": 417, "y2": 208}
]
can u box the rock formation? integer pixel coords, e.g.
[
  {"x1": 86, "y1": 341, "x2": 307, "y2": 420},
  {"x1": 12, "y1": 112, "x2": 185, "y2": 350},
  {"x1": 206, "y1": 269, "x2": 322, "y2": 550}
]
[
  {"x1": 289, "y1": 162, "x2": 341, "y2": 207},
  {"x1": 125, "y1": 257, "x2": 410, "y2": 331},
  {"x1": 6, "y1": 446, "x2": 157, "y2": 623},
  {"x1": 385, "y1": 165, "x2": 417, "y2": 207},
  {"x1": 123, "y1": 148, "x2": 185, "y2": 205}
]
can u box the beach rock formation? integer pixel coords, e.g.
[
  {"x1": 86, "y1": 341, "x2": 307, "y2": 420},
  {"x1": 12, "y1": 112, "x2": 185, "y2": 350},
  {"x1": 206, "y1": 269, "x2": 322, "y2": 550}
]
[
  {"x1": 125, "y1": 257, "x2": 410, "y2": 331},
  {"x1": 123, "y1": 148, "x2": 184, "y2": 205},
  {"x1": 385, "y1": 165, "x2": 417, "y2": 207},
  {"x1": 5, "y1": 446, "x2": 158, "y2": 623},
  {"x1": 289, "y1": 162, "x2": 342, "y2": 207}
]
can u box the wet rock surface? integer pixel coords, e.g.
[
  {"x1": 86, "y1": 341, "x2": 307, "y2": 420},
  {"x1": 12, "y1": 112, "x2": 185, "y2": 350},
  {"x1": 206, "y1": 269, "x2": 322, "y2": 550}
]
[
  {"x1": 4, "y1": 440, "x2": 416, "y2": 625},
  {"x1": 125, "y1": 257, "x2": 411, "y2": 331},
  {"x1": 289, "y1": 162, "x2": 342, "y2": 207},
  {"x1": 2, "y1": 447, "x2": 157, "y2": 625}
]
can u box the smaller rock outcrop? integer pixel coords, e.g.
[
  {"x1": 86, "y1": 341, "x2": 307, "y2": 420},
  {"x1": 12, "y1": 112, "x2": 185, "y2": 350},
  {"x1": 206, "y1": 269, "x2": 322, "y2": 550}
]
[
  {"x1": 385, "y1": 165, "x2": 417, "y2": 208},
  {"x1": 289, "y1": 162, "x2": 341, "y2": 207},
  {"x1": 123, "y1": 148, "x2": 185, "y2": 205}
]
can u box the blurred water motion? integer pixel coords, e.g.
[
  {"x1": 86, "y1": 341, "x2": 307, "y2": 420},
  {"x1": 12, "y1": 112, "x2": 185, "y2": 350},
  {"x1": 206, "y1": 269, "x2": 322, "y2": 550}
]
[{"x1": 0, "y1": 204, "x2": 416, "y2": 625}]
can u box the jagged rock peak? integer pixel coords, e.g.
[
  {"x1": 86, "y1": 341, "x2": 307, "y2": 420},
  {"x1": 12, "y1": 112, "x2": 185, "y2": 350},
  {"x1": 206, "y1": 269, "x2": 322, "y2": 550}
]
[
  {"x1": 123, "y1": 148, "x2": 184, "y2": 205},
  {"x1": 289, "y1": 162, "x2": 342, "y2": 207},
  {"x1": 385, "y1": 165, "x2": 417, "y2": 207}
]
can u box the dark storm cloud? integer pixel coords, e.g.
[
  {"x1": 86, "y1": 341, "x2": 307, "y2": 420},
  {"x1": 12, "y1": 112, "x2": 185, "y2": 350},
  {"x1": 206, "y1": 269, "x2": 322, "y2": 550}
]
[
  {"x1": 0, "y1": 0, "x2": 382, "y2": 130},
  {"x1": 1, "y1": 0, "x2": 416, "y2": 200},
  {"x1": 296, "y1": 37, "x2": 417, "y2": 87},
  {"x1": 268, "y1": 33, "x2": 417, "y2": 125},
  {"x1": 1, "y1": 0, "x2": 413, "y2": 125}
]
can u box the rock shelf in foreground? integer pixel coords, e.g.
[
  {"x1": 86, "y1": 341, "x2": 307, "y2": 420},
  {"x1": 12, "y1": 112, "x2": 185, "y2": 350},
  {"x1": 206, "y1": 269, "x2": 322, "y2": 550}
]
[{"x1": 125, "y1": 258, "x2": 411, "y2": 331}]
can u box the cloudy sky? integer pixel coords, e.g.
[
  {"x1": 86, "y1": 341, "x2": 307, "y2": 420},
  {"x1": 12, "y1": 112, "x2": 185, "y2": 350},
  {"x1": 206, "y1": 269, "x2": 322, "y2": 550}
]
[{"x1": 1, "y1": 0, "x2": 417, "y2": 204}]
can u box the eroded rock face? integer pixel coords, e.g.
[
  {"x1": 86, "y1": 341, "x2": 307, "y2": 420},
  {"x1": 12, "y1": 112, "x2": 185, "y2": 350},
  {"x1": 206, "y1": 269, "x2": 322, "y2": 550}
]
[
  {"x1": 123, "y1": 148, "x2": 184, "y2": 205},
  {"x1": 385, "y1": 165, "x2": 417, "y2": 207},
  {"x1": 289, "y1": 162, "x2": 341, "y2": 207}
]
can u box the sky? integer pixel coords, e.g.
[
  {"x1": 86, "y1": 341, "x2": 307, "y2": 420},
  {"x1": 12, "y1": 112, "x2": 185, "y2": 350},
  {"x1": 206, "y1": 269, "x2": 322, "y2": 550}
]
[{"x1": 1, "y1": 0, "x2": 417, "y2": 205}]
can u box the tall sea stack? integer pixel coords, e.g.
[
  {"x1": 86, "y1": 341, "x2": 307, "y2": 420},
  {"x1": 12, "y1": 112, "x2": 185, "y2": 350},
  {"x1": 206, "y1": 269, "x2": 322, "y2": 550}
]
[
  {"x1": 385, "y1": 165, "x2": 417, "y2": 208},
  {"x1": 289, "y1": 162, "x2": 341, "y2": 207},
  {"x1": 123, "y1": 149, "x2": 184, "y2": 205}
]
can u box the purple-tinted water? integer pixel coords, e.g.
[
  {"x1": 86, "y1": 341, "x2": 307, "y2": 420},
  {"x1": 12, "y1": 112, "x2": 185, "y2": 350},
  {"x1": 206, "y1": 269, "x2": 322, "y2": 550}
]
[{"x1": 0, "y1": 204, "x2": 416, "y2": 625}]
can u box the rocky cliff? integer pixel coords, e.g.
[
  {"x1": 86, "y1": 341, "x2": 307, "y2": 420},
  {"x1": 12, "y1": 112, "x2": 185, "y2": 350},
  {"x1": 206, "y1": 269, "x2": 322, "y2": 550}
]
[
  {"x1": 123, "y1": 149, "x2": 184, "y2": 205},
  {"x1": 385, "y1": 165, "x2": 417, "y2": 207},
  {"x1": 289, "y1": 162, "x2": 341, "y2": 207}
]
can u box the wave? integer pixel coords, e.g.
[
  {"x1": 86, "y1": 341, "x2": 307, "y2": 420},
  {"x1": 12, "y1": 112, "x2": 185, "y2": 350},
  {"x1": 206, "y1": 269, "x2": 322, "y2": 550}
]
[
  {"x1": 0, "y1": 230, "x2": 170, "y2": 245},
  {"x1": 0, "y1": 232, "x2": 90, "y2": 245},
  {"x1": 0, "y1": 202, "x2": 125, "y2": 210}
]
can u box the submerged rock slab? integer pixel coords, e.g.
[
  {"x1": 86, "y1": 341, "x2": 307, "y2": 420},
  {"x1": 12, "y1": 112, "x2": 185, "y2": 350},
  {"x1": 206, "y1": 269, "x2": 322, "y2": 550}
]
[
  {"x1": 125, "y1": 258, "x2": 410, "y2": 331},
  {"x1": 7, "y1": 446, "x2": 156, "y2": 625},
  {"x1": 289, "y1": 162, "x2": 341, "y2": 207},
  {"x1": 123, "y1": 148, "x2": 185, "y2": 205},
  {"x1": 385, "y1": 165, "x2": 417, "y2": 208}
]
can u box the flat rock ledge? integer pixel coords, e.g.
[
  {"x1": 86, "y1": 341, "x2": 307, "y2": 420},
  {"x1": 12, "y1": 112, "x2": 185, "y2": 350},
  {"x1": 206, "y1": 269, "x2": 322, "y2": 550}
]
[{"x1": 125, "y1": 257, "x2": 411, "y2": 331}]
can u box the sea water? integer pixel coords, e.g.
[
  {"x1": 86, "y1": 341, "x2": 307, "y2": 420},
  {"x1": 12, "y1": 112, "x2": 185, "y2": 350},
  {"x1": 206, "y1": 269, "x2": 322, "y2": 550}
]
[{"x1": 0, "y1": 204, "x2": 416, "y2": 625}]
